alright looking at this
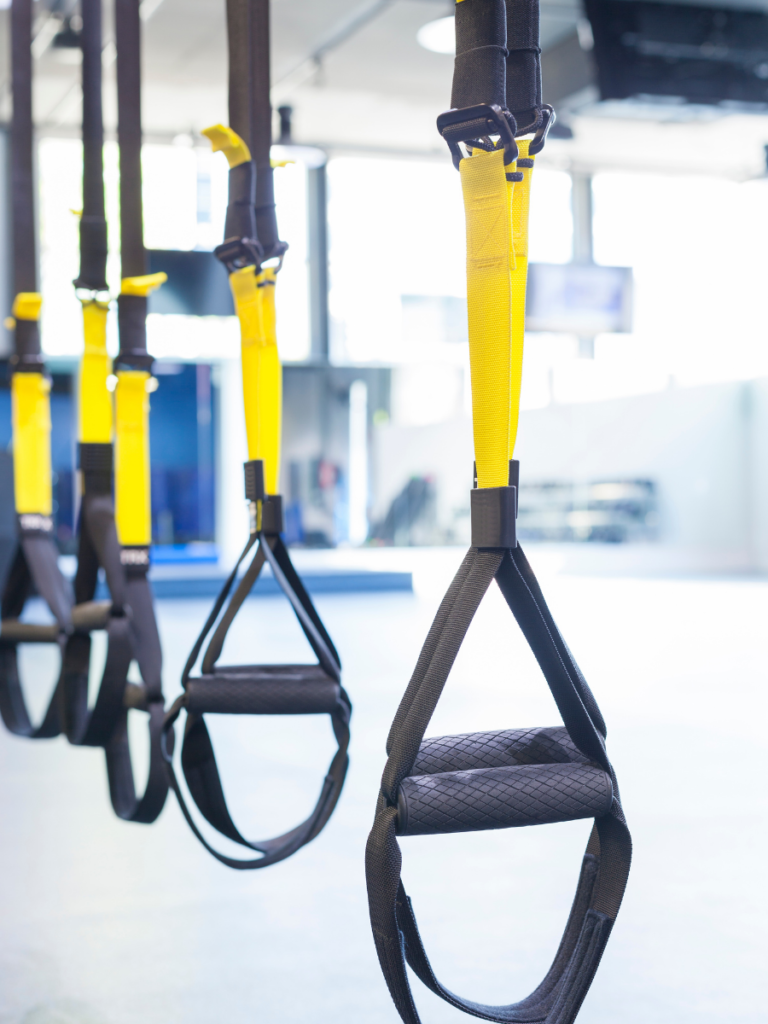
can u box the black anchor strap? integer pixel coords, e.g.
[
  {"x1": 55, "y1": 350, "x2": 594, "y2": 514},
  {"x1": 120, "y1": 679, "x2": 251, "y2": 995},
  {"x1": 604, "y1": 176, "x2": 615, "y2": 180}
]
[{"x1": 367, "y1": 545, "x2": 631, "y2": 1024}]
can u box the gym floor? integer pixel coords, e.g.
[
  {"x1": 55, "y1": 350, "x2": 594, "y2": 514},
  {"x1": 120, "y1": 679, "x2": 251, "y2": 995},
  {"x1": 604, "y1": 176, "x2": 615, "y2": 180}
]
[{"x1": 0, "y1": 549, "x2": 765, "y2": 1024}]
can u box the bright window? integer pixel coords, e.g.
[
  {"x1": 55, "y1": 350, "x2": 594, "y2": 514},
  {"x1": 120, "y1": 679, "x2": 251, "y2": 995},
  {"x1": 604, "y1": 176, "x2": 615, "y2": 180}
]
[{"x1": 36, "y1": 137, "x2": 311, "y2": 362}]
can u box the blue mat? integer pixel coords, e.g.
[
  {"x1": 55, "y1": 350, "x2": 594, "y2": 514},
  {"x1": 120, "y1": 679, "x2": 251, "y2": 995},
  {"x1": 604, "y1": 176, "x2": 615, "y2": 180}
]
[{"x1": 96, "y1": 568, "x2": 412, "y2": 600}]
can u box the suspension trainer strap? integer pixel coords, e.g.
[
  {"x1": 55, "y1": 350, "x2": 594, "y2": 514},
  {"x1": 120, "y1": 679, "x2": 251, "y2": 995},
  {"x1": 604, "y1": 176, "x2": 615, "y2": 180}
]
[
  {"x1": 61, "y1": 0, "x2": 135, "y2": 805},
  {"x1": 88, "y1": 0, "x2": 169, "y2": 823},
  {"x1": 0, "y1": 0, "x2": 73, "y2": 741},
  {"x1": 166, "y1": 0, "x2": 350, "y2": 868},
  {"x1": 367, "y1": 1, "x2": 628, "y2": 1021}
]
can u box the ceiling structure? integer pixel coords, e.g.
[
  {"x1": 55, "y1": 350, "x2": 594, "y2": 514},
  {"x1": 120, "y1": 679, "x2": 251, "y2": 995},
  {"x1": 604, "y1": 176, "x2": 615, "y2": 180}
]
[{"x1": 0, "y1": 0, "x2": 767, "y2": 175}]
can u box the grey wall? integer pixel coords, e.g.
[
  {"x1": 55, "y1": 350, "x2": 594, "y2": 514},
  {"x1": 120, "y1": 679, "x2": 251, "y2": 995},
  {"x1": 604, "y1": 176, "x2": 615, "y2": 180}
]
[{"x1": 372, "y1": 378, "x2": 768, "y2": 572}]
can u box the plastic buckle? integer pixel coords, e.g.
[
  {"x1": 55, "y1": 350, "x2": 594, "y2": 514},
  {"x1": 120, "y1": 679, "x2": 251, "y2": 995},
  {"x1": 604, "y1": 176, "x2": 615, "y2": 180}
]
[
  {"x1": 527, "y1": 105, "x2": 556, "y2": 156},
  {"x1": 259, "y1": 239, "x2": 289, "y2": 274},
  {"x1": 437, "y1": 104, "x2": 519, "y2": 171},
  {"x1": 214, "y1": 237, "x2": 264, "y2": 274}
]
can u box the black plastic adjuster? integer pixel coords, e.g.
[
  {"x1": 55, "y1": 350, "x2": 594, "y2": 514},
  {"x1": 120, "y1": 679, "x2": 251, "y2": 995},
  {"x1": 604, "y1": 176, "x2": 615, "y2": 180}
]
[
  {"x1": 120, "y1": 546, "x2": 150, "y2": 578},
  {"x1": 261, "y1": 495, "x2": 283, "y2": 536},
  {"x1": 244, "y1": 459, "x2": 265, "y2": 502},
  {"x1": 214, "y1": 237, "x2": 263, "y2": 274},
  {"x1": 437, "y1": 104, "x2": 518, "y2": 170},
  {"x1": 17, "y1": 513, "x2": 54, "y2": 537},
  {"x1": 79, "y1": 442, "x2": 113, "y2": 496},
  {"x1": 470, "y1": 487, "x2": 517, "y2": 549}
]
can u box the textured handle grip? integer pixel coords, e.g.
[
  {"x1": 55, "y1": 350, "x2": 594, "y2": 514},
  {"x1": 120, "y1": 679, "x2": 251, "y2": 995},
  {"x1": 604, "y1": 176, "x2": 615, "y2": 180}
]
[
  {"x1": 397, "y1": 762, "x2": 613, "y2": 836},
  {"x1": 186, "y1": 664, "x2": 340, "y2": 716},
  {"x1": 412, "y1": 726, "x2": 588, "y2": 776}
]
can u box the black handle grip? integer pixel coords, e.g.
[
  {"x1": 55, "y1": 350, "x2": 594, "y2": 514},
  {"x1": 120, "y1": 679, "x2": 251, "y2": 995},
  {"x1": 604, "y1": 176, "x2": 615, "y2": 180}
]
[
  {"x1": 413, "y1": 726, "x2": 588, "y2": 776},
  {"x1": 397, "y1": 762, "x2": 613, "y2": 836},
  {"x1": 186, "y1": 664, "x2": 341, "y2": 716}
]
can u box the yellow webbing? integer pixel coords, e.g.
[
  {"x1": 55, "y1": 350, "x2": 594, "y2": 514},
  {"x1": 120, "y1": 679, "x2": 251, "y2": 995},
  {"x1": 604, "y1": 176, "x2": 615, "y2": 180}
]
[
  {"x1": 508, "y1": 139, "x2": 534, "y2": 460},
  {"x1": 121, "y1": 273, "x2": 167, "y2": 297},
  {"x1": 12, "y1": 292, "x2": 43, "y2": 321},
  {"x1": 78, "y1": 300, "x2": 112, "y2": 444},
  {"x1": 11, "y1": 371, "x2": 52, "y2": 515},
  {"x1": 201, "y1": 125, "x2": 251, "y2": 169},
  {"x1": 459, "y1": 143, "x2": 534, "y2": 487},
  {"x1": 230, "y1": 265, "x2": 282, "y2": 495},
  {"x1": 114, "y1": 370, "x2": 151, "y2": 546}
]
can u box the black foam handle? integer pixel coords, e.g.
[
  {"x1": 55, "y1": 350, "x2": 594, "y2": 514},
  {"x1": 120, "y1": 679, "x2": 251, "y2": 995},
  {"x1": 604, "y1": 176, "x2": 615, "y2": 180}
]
[
  {"x1": 451, "y1": 0, "x2": 508, "y2": 110},
  {"x1": 397, "y1": 762, "x2": 613, "y2": 836},
  {"x1": 412, "y1": 726, "x2": 589, "y2": 775},
  {"x1": 186, "y1": 664, "x2": 341, "y2": 716}
]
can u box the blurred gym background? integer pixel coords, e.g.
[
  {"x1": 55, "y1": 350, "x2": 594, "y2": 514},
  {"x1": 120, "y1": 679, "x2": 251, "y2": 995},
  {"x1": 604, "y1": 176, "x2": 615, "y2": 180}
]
[
  {"x1": 0, "y1": 2, "x2": 766, "y2": 1023},
  {"x1": 2, "y1": 0, "x2": 768, "y2": 574}
]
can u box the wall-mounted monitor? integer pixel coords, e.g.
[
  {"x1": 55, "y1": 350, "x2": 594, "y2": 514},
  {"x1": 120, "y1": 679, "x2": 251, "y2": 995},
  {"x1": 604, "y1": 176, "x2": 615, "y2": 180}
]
[
  {"x1": 585, "y1": 0, "x2": 768, "y2": 107},
  {"x1": 147, "y1": 249, "x2": 234, "y2": 317},
  {"x1": 526, "y1": 263, "x2": 633, "y2": 335}
]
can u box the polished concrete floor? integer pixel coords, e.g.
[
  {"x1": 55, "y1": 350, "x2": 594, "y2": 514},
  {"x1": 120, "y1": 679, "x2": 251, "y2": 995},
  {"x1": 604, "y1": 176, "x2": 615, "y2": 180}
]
[{"x1": 0, "y1": 549, "x2": 766, "y2": 1024}]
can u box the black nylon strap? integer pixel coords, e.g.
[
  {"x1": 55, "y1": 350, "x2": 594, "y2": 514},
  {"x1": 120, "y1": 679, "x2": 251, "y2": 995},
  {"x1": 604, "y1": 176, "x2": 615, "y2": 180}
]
[
  {"x1": 10, "y1": 0, "x2": 44, "y2": 372},
  {"x1": 504, "y1": 0, "x2": 542, "y2": 124},
  {"x1": 75, "y1": 0, "x2": 109, "y2": 292},
  {"x1": 164, "y1": 532, "x2": 349, "y2": 868},
  {"x1": 0, "y1": 528, "x2": 73, "y2": 739},
  {"x1": 0, "y1": 640, "x2": 64, "y2": 739},
  {"x1": 451, "y1": 0, "x2": 508, "y2": 110},
  {"x1": 249, "y1": 0, "x2": 284, "y2": 260},
  {"x1": 61, "y1": 494, "x2": 168, "y2": 822},
  {"x1": 366, "y1": 545, "x2": 631, "y2": 1024},
  {"x1": 11, "y1": 0, "x2": 36, "y2": 297},
  {"x1": 115, "y1": 0, "x2": 145, "y2": 280},
  {"x1": 228, "y1": 0, "x2": 251, "y2": 144}
]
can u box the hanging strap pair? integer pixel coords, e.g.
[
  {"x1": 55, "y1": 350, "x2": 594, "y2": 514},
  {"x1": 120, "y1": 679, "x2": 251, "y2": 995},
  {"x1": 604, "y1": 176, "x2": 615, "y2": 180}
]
[
  {"x1": 0, "y1": 0, "x2": 74, "y2": 739},
  {"x1": 71, "y1": 0, "x2": 170, "y2": 823},
  {"x1": 0, "y1": 0, "x2": 168, "y2": 823},
  {"x1": 163, "y1": 0, "x2": 351, "y2": 868},
  {"x1": 366, "y1": 1, "x2": 631, "y2": 1022}
]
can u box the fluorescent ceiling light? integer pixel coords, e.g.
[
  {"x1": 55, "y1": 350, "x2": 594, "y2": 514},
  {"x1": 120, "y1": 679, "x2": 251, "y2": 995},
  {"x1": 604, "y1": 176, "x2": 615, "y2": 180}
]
[{"x1": 417, "y1": 16, "x2": 455, "y2": 55}]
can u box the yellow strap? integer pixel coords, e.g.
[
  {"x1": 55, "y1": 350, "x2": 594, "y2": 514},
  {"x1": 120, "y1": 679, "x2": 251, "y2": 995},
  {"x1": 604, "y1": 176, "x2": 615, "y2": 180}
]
[
  {"x1": 120, "y1": 273, "x2": 167, "y2": 297},
  {"x1": 460, "y1": 142, "x2": 535, "y2": 485},
  {"x1": 12, "y1": 292, "x2": 42, "y2": 321},
  {"x1": 460, "y1": 147, "x2": 513, "y2": 489},
  {"x1": 201, "y1": 124, "x2": 252, "y2": 168},
  {"x1": 114, "y1": 370, "x2": 151, "y2": 546},
  {"x1": 230, "y1": 265, "x2": 282, "y2": 495},
  {"x1": 78, "y1": 300, "x2": 112, "y2": 444},
  {"x1": 508, "y1": 139, "x2": 534, "y2": 460},
  {"x1": 11, "y1": 372, "x2": 52, "y2": 515}
]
